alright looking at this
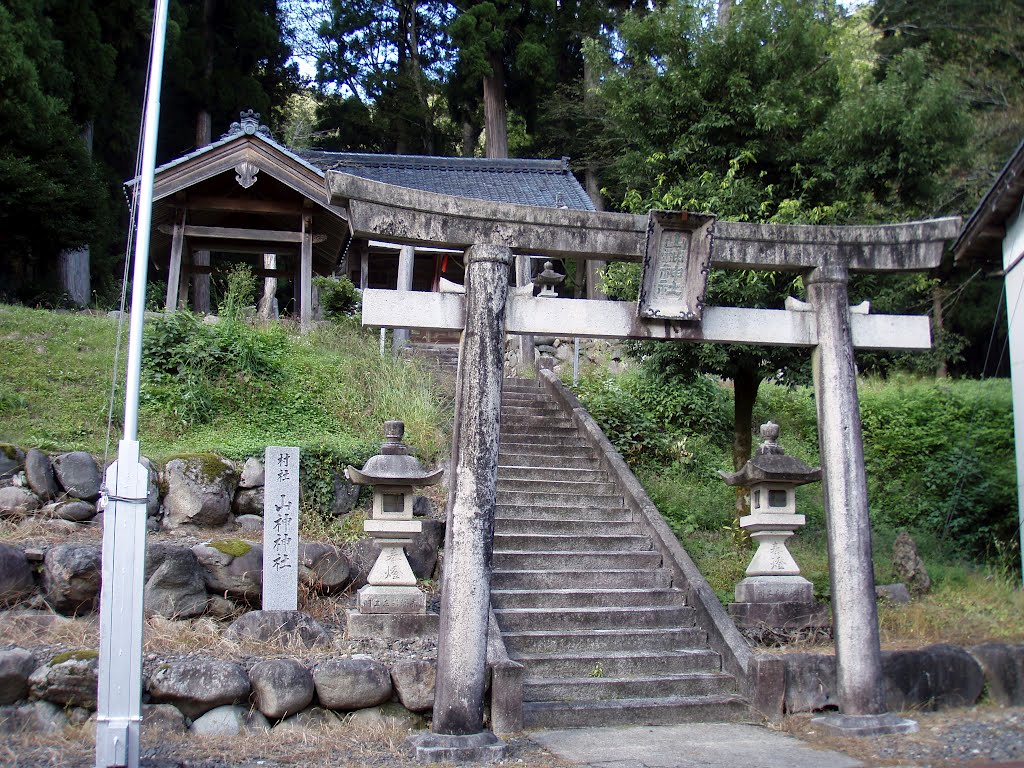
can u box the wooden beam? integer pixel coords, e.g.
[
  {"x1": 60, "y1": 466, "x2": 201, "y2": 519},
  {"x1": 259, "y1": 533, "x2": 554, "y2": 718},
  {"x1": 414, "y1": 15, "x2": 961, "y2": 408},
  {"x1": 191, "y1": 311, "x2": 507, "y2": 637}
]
[
  {"x1": 166, "y1": 210, "x2": 186, "y2": 312},
  {"x1": 181, "y1": 264, "x2": 294, "y2": 278},
  {"x1": 182, "y1": 225, "x2": 304, "y2": 243},
  {"x1": 328, "y1": 171, "x2": 960, "y2": 272},
  {"x1": 300, "y1": 214, "x2": 313, "y2": 334},
  {"x1": 360, "y1": 290, "x2": 933, "y2": 350},
  {"x1": 183, "y1": 195, "x2": 306, "y2": 215}
]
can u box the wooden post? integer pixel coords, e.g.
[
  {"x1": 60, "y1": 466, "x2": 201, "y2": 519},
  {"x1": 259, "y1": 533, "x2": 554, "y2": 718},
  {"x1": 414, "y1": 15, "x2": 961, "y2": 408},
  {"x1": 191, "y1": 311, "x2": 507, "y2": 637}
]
[
  {"x1": 258, "y1": 253, "x2": 277, "y2": 319},
  {"x1": 392, "y1": 245, "x2": 415, "y2": 353},
  {"x1": 360, "y1": 248, "x2": 370, "y2": 291},
  {"x1": 300, "y1": 214, "x2": 313, "y2": 334},
  {"x1": 192, "y1": 250, "x2": 210, "y2": 313},
  {"x1": 166, "y1": 210, "x2": 185, "y2": 312}
]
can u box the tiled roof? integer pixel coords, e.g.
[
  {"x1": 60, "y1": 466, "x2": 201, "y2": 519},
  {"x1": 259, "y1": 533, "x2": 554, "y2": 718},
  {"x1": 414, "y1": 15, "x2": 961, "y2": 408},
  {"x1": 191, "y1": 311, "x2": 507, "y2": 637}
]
[{"x1": 294, "y1": 150, "x2": 597, "y2": 212}]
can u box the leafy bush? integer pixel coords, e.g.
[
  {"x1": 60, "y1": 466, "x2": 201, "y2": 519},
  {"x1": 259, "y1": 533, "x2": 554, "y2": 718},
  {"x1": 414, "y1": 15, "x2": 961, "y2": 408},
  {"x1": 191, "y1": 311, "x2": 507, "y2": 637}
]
[
  {"x1": 313, "y1": 275, "x2": 361, "y2": 319},
  {"x1": 219, "y1": 264, "x2": 257, "y2": 320}
]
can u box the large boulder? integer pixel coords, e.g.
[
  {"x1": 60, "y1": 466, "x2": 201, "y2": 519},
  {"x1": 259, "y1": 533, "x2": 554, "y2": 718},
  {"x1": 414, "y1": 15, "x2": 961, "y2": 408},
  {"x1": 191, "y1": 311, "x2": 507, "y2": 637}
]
[
  {"x1": 144, "y1": 544, "x2": 208, "y2": 619},
  {"x1": 232, "y1": 487, "x2": 264, "y2": 516},
  {"x1": 193, "y1": 541, "x2": 262, "y2": 603},
  {"x1": 0, "y1": 486, "x2": 41, "y2": 517},
  {"x1": 0, "y1": 701, "x2": 68, "y2": 734},
  {"x1": 24, "y1": 449, "x2": 58, "y2": 501},
  {"x1": 313, "y1": 659, "x2": 392, "y2": 711},
  {"x1": 42, "y1": 543, "x2": 101, "y2": 615},
  {"x1": 332, "y1": 471, "x2": 360, "y2": 517},
  {"x1": 0, "y1": 543, "x2": 35, "y2": 606},
  {"x1": 346, "y1": 703, "x2": 424, "y2": 732},
  {"x1": 146, "y1": 657, "x2": 250, "y2": 719},
  {"x1": 249, "y1": 659, "x2": 314, "y2": 720},
  {"x1": 883, "y1": 644, "x2": 984, "y2": 711},
  {"x1": 0, "y1": 648, "x2": 37, "y2": 705},
  {"x1": 390, "y1": 659, "x2": 435, "y2": 713},
  {"x1": 299, "y1": 542, "x2": 350, "y2": 594},
  {"x1": 28, "y1": 651, "x2": 99, "y2": 710},
  {"x1": 45, "y1": 499, "x2": 97, "y2": 522},
  {"x1": 52, "y1": 452, "x2": 101, "y2": 501},
  {"x1": 190, "y1": 704, "x2": 269, "y2": 736},
  {"x1": 225, "y1": 610, "x2": 328, "y2": 649},
  {"x1": 969, "y1": 642, "x2": 1024, "y2": 706},
  {"x1": 238, "y1": 458, "x2": 264, "y2": 489},
  {"x1": 0, "y1": 445, "x2": 25, "y2": 485},
  {"x1": 140, "y1": 456, "x2": 161, "y2": 517},
  {"x1": 142, "y1": 703, "x2": 187, "y2": 735},
  {"x1": 271, "y1": 706, "x2": 345, "y2": 734},
  {"x1": 163, "y1": 455, "x2": 238, "y2": 528}
]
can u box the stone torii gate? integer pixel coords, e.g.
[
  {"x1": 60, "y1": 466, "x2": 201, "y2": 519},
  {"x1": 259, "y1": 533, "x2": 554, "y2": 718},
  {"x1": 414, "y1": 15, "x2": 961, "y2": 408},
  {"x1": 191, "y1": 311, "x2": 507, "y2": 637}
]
[{"x1": 328, "y1": 171, "x2": 960, "y2": 757}]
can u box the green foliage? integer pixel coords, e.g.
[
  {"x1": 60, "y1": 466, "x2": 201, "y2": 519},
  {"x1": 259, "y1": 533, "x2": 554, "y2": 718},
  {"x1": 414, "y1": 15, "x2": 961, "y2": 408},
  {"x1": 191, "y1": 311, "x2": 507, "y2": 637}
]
[
  {"x1": 48, "y1": 649, "x2": 99, "y2": 666},
  {"x1": 219, "y1": 264, "x2": 257, "y2": 321},
  {"x1": 312, "y1": 275, "x2": 361, "y2": 319},
  {"x1": 141, "y1": 312, "x2": 286, "y2": 428},
  {"x1": 208, "y1": 539, "x2": 253, "y2": 557}
]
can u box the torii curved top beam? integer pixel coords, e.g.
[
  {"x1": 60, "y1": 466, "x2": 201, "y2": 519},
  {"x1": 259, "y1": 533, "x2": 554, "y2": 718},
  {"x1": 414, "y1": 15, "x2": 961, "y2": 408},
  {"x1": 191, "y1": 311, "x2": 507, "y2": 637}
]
[{"x1": 327, "y1": 171, "x2": 961, "y2": 273}]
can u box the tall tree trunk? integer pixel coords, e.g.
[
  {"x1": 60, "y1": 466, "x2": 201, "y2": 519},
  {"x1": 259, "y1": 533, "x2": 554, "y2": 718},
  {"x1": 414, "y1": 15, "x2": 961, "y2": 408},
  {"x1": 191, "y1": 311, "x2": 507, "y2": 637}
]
[
  {"x1": 483, "y1": 52, "x2": 508, "y2": 159},
  {"x1": 57, "y1": 121, "x2": 94, "y2": 306},
  {"x1": 717, "y1": 0, "x2": 733, "y2": 28},
  {"x1": 933, "y1": 283, "x2": 948, "y2": 378},
  {"x1": 404, "y1": 0, "x2": 434, "y2": 154},
  {"x1": 461, "y1": 121, "x2": 480, "y2": 156},
  {"x1": 583, "y1": 58, "x2": 606, "y2": 300},
  {"x1": 732, "y1": 365, "x2": 762, "y2": 518}
]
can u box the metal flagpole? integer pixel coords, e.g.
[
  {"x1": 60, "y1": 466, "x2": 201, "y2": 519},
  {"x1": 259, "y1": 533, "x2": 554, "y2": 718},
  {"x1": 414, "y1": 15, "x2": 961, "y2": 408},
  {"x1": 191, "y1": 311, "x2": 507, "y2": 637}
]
[{"x1": 95, "y1": 2, "x2": 169, "y2": 766}]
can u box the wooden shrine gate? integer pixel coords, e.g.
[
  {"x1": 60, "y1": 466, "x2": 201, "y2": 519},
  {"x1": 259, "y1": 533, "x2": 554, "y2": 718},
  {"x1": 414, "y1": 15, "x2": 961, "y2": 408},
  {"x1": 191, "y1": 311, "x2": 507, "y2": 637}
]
[{"x1": 327, "y1": 170, "x2": 960, "y2": 757}]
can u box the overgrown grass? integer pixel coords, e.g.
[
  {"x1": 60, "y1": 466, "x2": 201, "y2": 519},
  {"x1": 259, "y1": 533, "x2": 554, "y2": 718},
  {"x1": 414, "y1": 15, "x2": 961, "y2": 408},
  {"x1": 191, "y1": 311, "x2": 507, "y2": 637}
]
[{"x1": 0, "y1": 304, "x2": 451, "y2": 507}]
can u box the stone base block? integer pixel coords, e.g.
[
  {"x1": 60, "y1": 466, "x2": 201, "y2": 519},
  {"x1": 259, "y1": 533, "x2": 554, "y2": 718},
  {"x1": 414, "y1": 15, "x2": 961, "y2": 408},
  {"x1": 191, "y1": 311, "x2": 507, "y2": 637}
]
[
  {"x1": 735, "y1": 576, "x2": 814, "y2": 604},
  {"x1": 346, "y1": 610, "x2": 439, "y2": 640},
  {"x1": 810, "y1": 713, "x2": 919, "y2": 737},
  {"x1": 406, "y1": 731, "x2": 507, "y2": 764},
  {"x1": 728, "y1": 600, "x2": 830, "y2": 629},
  {"x1": 358, "y1": 584, "x2": 426, "y2": 614}
]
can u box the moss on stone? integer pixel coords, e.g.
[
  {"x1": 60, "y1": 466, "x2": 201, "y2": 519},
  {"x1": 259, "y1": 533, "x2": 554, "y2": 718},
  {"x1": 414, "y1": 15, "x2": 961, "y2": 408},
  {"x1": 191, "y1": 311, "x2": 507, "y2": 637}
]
[
  {"x1": 173, "y1": 453, "x2": 230, "y2": 484},
  {"x1": 49, "y1": 649, "x2": 99, "y2": 666},
  {"x1": 208, "y1": 538, "x2": 253, "y2": 557},
  {"x1": 0, "y1": 443, "x2": 21, "y2": 460}
]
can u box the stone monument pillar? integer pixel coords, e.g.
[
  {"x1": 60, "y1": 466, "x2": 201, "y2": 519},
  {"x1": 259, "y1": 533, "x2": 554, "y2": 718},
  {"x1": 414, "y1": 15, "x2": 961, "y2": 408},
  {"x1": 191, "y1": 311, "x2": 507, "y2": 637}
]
[
  {"x1": 720, "y1": 422, "x2": 828, "y2": 629},
  {"x1": 409, "y1": 244, "x2": 512, "y2": 763}
]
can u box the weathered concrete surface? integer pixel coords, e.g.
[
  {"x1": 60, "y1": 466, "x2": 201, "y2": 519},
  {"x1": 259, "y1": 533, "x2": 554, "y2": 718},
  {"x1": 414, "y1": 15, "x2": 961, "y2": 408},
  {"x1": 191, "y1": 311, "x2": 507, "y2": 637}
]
[
  {"x1": 807, "y1": 264, "x2": 885, "y2": 717},
  {"x1": 432, "y1": 244, "x2": 512, "y2": 741},
  {"x1": 530, "y1": 723, "x2": 863, "y2": 768},
  {"x1": 362, "y1": 290, "x2": 933, "y2": 349},
  {"x1": 328, "y1": 170, "x2": 958, "y2": 272}
]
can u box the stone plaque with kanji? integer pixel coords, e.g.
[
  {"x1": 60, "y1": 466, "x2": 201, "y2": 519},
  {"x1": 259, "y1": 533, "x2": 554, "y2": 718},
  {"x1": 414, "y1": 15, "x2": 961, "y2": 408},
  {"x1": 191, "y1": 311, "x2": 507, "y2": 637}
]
[
  {"x1": 263, "y1": 446, "x2": 299, "y2": 610},
  {"x1": 638, "y1": 210, "x2": 714, "y2": 321}
]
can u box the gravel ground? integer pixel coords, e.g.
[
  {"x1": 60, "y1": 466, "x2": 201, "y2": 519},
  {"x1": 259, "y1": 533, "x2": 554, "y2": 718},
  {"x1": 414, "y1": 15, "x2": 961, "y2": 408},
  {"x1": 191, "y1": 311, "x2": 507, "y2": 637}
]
[{"x1": 786, "y1": 706, "x2": 1024, "y2": 767}]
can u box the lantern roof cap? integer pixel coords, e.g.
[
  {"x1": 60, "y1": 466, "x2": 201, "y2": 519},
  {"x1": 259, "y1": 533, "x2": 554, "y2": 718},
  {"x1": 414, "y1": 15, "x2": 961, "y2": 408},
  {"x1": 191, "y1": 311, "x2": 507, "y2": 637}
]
[
  {"x1": 345, "y1": 420, "x2": 443, "y2": 487},
  {"x1": 719, "y1": 421, "x2": 821, "y2": 487}
]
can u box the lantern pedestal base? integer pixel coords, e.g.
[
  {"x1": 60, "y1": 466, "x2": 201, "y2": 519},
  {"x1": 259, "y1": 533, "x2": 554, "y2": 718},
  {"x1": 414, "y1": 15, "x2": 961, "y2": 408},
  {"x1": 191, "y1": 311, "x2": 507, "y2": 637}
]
[
  {"x1": 347, "y1": 610, "x2": 439, "y2": 639},
  {"x1": 406, "y1": 730, "x2": 506, "y2": 764},
  {"x1": 729, "y1": 576, "x2": 830, "y2": 629},
  {"x1": 358, "y1": 584, "x2": 426, "y2": 614}
]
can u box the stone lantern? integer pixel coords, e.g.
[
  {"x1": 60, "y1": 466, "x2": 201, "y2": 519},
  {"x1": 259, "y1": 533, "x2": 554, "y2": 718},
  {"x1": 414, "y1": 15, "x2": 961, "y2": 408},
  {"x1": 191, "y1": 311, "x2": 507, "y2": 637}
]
[
  {"x1": 532, "y1": 260, "x2": 565, "y2": 298},
  {"x1": 719, "y1": 421, "x2": 828, "y2": 628},
  {"x1": 346, "y1": 420, "x2": 443, "y2": 616}
]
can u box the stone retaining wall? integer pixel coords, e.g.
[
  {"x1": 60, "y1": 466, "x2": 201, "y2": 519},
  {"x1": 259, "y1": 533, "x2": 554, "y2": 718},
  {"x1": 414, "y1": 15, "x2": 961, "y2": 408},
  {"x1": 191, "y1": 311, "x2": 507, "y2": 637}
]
[{"x1": 781, "y1": 643, "x2": 1024, "y2": 713}]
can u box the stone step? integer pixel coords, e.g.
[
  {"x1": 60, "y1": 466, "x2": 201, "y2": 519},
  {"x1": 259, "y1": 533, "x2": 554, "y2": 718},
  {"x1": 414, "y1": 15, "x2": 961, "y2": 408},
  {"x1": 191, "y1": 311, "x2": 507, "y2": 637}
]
[
  {"x1": 492, "y1": 550, "x2": 662, "y2": 571},
  {"x1": 501, "y1": 423, "x2": 578, "y2": 437},
  {"x1": 501, "y1": 392, "x2": 551, "y2": 404},
  {"x1": 522, "y1": 672, "x2": 734, "y2": 703},
  {"x1": 500, "y1": 405, "x2": 564, "y2": 418},
  {"x1": 502, "y1": 381, "x2": 543, "y2": 393},
  {"x1": 490, "y1": 588, "x2": 681, "y2": 609},
  {"x1": 493, "y1": 533, "x2": 651, "y2": 553},
  {"x1": 500, "y1": 435, "x2": 591, "y2": 450},
  {"x1": 493, "y1": 605, "x2": 693, "y2": 632},
  {"x1": 495, "y1": 505, "x2": 633, "y2": 522},
  {"x1": 495, "y1": 490, "x2": 624, "y2": 508},
  {"x1": 522, "y1": 694, "x2": 750, "y2": 729},
  {"x1": 493, "y1": 518, "x2": 640, "y2": 536},
  {"x1": 513, "y1": 649, "x2": 722, "y2": 679},
  {"x1": 500, "y1": 627, "x2": 708, "y2": 655},
  {"x1": 496, "y1": 478, "x2": 619, "y2": 495},
  {"x1": 497, "y1": 466, "x2": 609, "y2": 482},
  {"x1": 499, "y1": 414, "x2": 575, "y2": 431},
  {"x1": 499, "y1": 453, "x2": 600, "y2": 470},
  {"x1": 491, "y1": 569, "x2": 672, "y2": 591}
]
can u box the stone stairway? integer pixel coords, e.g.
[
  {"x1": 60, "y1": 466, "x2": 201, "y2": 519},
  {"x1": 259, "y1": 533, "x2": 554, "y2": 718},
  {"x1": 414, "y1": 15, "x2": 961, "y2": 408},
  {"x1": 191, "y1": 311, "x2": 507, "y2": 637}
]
[
  {"x1": 492, "y1": 377, "x2": 749, "y2": 729},
  {"x1": 400, "y1": 342, "x2": 460, "y2": 377}
]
